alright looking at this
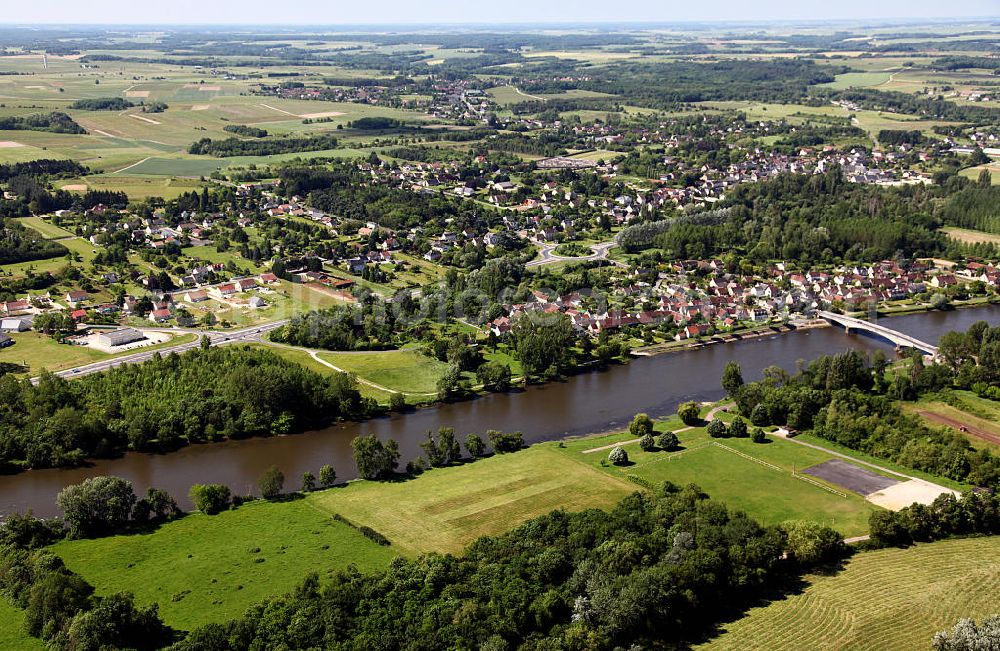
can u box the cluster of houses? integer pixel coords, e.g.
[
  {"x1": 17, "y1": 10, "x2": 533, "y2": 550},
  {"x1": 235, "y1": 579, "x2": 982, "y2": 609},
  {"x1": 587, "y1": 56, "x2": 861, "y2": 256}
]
[{"x1": 488, "y1": 259, "x2": 981, "y2": 340}]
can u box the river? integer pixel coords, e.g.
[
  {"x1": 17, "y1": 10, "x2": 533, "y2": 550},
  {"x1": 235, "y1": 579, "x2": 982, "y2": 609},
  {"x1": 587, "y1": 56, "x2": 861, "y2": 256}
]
[{"x1": 2, "y1": 305, "x2": 998, "y2": 517}]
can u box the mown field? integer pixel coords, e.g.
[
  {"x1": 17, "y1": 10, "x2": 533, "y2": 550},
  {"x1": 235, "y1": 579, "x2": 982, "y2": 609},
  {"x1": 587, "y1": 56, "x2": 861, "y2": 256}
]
[
  {"x1": 51, "y1": 498, "x2": 398, "y2": 631},
  {"x1": 562, "y1": 413, "x2": 880, "y2": 537},
  {"x1": 309, "y1": 445, "x2": 636, "y2": 555},
  {"x1": 318, "y1": 349, "x2": 449, "y2": 395},
  {"x1": 699, "y1": 536, "x2": 1000, "y2": 651},
  {"x1": 0, "y1": 331, "x2": 197, "y2": 377}
]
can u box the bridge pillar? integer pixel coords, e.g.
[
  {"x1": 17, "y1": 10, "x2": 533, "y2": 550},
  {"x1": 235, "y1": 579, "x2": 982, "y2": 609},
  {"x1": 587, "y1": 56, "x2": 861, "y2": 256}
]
[{"x1": 844, "y1": 326, "x2": 852, "y2": 335}]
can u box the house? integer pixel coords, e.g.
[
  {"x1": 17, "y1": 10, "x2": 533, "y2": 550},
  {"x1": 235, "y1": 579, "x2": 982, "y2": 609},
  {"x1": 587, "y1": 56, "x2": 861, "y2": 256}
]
[
  {"x1": 249, "y1": 295, "x2": 268, "y2": 308},
  {"x1": 214, "y1": 283, "x2": 238, "y2": 297},
  {"x1": 96, "y1": 328, "x2": 145, "y2": 348},
  {"x1": 184, "y1": 290, "x2": 209, "y2": 303},
  {"x1": 148, "y1": 309, "x2": 172, "y2": 323},
  {"x1": 0, "y1": 334, "x2": 12, "y2": 349},
  {"x1": 66, "y1": 291, "x2": 89, "y2": 306},
  {"x1": 259, "y1": 272, "x2": 279, "y2": 284},
  {"x1": 69, "y1": 309, "x2": 88, "y2": 321},
  {"x1": 2, "y1": 300, "x2": 31, "y2": 315},
  {"x1": 0, "y1": 317, "x2": 30, "y2": 332},
  {"x1": 235, "y1": 278, "x2": 257, "y2": 292}
]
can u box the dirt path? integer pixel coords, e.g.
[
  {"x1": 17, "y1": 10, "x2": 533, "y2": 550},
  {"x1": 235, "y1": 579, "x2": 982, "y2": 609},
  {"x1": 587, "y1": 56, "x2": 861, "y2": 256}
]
[
  {"x1": 259, "y1": 103, "x2": 299, "y2": 117},
  {"x1": 582, "y1": 402, "x2": 734, "y2": 454},
  {"x1": 916, "y1": 410, "x2": 1000, "y2": 447},
  {"x1": 514, "y1": 87, "x2": 546, "y2": 101},
  {"x1": 111, "y1": 157, "x2": 150, "y2": 174}
]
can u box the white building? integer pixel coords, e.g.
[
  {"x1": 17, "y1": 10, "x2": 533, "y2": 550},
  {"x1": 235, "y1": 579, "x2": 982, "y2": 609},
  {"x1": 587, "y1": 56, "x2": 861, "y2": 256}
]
[{"x1": 96, "y1": 328, "x2": 145, "y2": 348}]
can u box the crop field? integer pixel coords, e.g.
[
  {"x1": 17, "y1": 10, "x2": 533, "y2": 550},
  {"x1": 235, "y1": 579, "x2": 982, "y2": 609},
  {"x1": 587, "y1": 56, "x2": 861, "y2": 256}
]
[
  {"x1": 699, "y1": 536, "x2": 1000, "y2": 651},
  {"x1": 50, "y1": 498, "x2": 397, "y2": 631},
  {"x1": 563, "y1": 419, "x2": 879, "y2": 537},
  {"x1": 941, "y1": 226, "x2": 1000, "y2": 245},
  {"x1": 310, "y1": 445, "x2": 636, "y2": 555},
  {"x1": 906, "y1": 391, "x2": 1000, "y2": 452},
  {"x1": 317, "y1": 349, "x2": 449, "y2": 394},
  {"x1": 817, "y1": 71, "x2": 893, "y2": 90},
  {"x1": 57, "y1": 174, "x2": 207, "y2": 199}
]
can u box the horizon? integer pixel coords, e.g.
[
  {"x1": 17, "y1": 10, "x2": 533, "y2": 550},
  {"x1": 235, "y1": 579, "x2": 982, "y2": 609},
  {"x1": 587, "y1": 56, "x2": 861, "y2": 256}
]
[{"x1": 1, "y1": 0, "x2": 998, "y2": 27}]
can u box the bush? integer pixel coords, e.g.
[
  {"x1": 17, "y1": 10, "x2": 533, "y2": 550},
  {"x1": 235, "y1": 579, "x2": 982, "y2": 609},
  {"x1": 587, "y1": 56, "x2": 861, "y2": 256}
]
[
  {"x1": 630, "y1": 413, "x2": 655, "y2": 438},
  {"x1": 639, "y1": 433, "x2": 656, "y2": 451},
  {"x1": 189, "y1": 484, "x2": 231, "y2": 515},
  {"x1": 301, "y1": 471, "x2": 316, "y2": 493},
  {"x1": 465, "y1": 433, "x2": 486, "y2": 458},
  {"x1": 751, "y1": 428, "x2": 767, "y2": 443},
  {"x1": 707, "y1": 419, "x2": 728, "y2": 438},
  {"x1": 750, "y1": 403, "x2": 770, "y2": 426},
  {"x1": 357, "y1": 526, "x2": 391, "y2": 546},
  {"x1": 678, "y1": 401, "x2": 701, "y2": 426},
  {"x1": 729, "y1": 417, "x2": 748, "y2": 438},
  {"x1": 657, "y1": 431, "x2": 680, "y2": 451},
  {"x1": 319, "y1": 464, "x2": 336, "y2": 487},
  {"x1": 487, "y1": 429, "x2": 524, "y2": 454},
  {"x1": 389, "y1": 392, "x2": 407, "y2": 411},
  {"x1": 609, "y1": 446, "x2": 628, "y2": 465}
]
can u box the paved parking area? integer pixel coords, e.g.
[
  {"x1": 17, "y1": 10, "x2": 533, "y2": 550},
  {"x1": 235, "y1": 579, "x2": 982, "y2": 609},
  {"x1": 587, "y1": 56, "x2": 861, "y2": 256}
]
[{"x1": 801, "y1": 459, "x2": 900, "y2": 495}]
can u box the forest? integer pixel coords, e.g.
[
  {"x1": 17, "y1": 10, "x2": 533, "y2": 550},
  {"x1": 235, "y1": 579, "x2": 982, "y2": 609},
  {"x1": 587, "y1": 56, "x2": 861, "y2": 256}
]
[
  {"x1": 0, "y1": 345, "x2": 372, "y2": 472},
  {"x1": 188, "y1": 134, "x2": 339, "y2": 156},
  {"x1": 0, "y1": 112, "x2": 86, "y2": 134},
  {"x1": 0, "y1": 216, "x2": 68, "y2": 264},
  {"x1": 68, "y1": 97, "x2": 134, "y2": 111}
]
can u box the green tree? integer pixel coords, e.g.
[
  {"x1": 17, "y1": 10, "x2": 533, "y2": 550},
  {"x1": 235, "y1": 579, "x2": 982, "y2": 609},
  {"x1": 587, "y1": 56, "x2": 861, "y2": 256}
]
[
  {"x1": 657, "y1": 431, "x2": 680, "y2": 451},
  {"x1": 389, "y1": 392, "x2": 406, "y2": 412},
  {"x1": 934, "y1": 615, "x2": 1000, "y2": 651},
  {"x1": 319, "y1": 464, "x2": 336, "y2": 487},
  {"x1": 477, "y1": 361, "x2": 512, "y2": 392},
  {"x1": 729, "y1": 417, "x2": 748, "y2": 438},
  {"x1": 65, "y1": 591, "x2": 171, "y2": 651},
  {"x1": 56, "y1": 476, "x2": 137, "y2": 539},
  {"x1": 782, "y1": 520, "x2": 844, "y2": 564},
  {"x1": 258, "y1": 466, "x2": 284, "y2": 499},
  {"x1": 639, "y1": 433, "x2": 656, "y2": 451},
  {"x1": 629, "y1": 413, "x2": 654, "y2": 438},
  {"x1": 678, "y1": 401, "x2": 701, "y2": 426},
  {"x1": 188, "y1": 484, "x2": 231, "y2": 515},
  {"x1": 351, "y1": 435, "x2": 400, "y2": 480},
  {"x1": 751, "y1": 428, "x2": 767, "y2": 443},
  {"x1": 608, "y1": 446, "x2": 628, "y2": 466},
  {"x1": 301, "y1": 471, "x2": 316, "y2": 493},
  {"x1": 721, "y1": 361, "x2": 744, "y2": 397},
  {"x1": 707, "y1": 419, "x2": 728, "y2": 438},
  {"x1": 465, "y1": 433, "x2": 486, "y2": 458}
]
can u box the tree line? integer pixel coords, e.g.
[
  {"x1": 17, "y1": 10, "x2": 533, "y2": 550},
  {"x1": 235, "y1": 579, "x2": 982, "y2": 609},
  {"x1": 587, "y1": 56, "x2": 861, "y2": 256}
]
[{"x1": 188, "y1": 134, "x2": 338, "y2": 157}]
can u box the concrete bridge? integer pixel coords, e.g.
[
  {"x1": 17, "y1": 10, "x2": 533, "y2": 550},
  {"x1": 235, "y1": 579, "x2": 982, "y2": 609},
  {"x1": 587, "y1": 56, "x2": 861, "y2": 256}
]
[{"x1": 817, "y1": 310, "x2": 939, "y2": 358}]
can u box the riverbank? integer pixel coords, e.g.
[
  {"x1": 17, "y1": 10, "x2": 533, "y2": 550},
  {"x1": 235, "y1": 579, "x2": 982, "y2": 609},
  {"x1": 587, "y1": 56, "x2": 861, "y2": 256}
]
[{"x1": 632, "y1": 322, "x2": 811, "y2": 357}]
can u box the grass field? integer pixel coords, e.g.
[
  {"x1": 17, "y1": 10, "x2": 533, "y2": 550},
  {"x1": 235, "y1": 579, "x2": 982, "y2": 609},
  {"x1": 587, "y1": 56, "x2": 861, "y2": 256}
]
[
  {"x1": 0, "y1": 331, "x2": 196, "y2": 377},
  {"x1": 906, "y1": 390, "x2": 1000, "y2": 453},
  {"x1": 818, "y1": 71, "x2": 893, "y2": 90},
  {"x1": 50, "y1": 498, "x2": 397, "y2": 631},
  {"x1": 16, "y1": 216, "x2": 75, "y2": 239},
  {"x1": 699, "y1": 536, "x2": 1000, "y2": 651},
  {"x1": 310, "y1": 445, "x2": 636, "y2": 555},
  {"x1": 318, "y1": 349, "x2": 449, "y2": 394},
  {"x1": 959, "y1": 163, "x2": 1000, "y2": 185},
  {"x1": 0, "y1": 597, "x2": 43, "y2": 650},
  {"x1": 941, "y1": 226, "x2": 1000, "y2": 245},
  {"x1": 561, "y1": 416, "x2": 880, "y2": 537}
]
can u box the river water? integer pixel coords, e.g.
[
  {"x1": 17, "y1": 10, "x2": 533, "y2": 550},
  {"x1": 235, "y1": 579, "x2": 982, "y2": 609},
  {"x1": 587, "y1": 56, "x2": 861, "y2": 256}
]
[{"x1": 2, "y1": 305, "x2": 998, "y2": 517}]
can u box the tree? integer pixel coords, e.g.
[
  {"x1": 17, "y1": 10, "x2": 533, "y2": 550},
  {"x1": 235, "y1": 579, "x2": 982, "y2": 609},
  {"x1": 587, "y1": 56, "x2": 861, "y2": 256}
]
[
  {"x1": 57, "y1": 476, "x2": 137, "y2": 539},
  {"x1": 721, "y1": 361, "x2": 744, "y2": 397},
  {"x1": 65, "y1": 591, "x2": 171, "y2": 651},
  {"x1": 629, "y1": 413, "x2": 654, "y2": 438},
  {"x1": 782, "y1": 520, "x2": 844, "y2": 564},
  {"x1": 487, "y1": 429, "x2": 524, "y2": 453},
  {"x1": 750, "y1": 403, "x2": 769, "y2": 426},
  {"x1": 608, "y1": 446, "x2": 628, "y2": 466},
  {"x1": 729, "y1": 417, "x2": 748, "y2": 438},
  {"x1": 639, "y1": 433, "x2": 656, "y2": 452},
  {"x1": 477, "y1": 361, "x2": 512, "y2": 392},
  {"x1": 200, "y1": 335, "x2": 211, "y2": 350},
  {"x1": 512, "y1": 312, "x2": 575, "y2": 380},
  {"x1": 438, "y1": 427, "x2": 461, "y2": 464},
  {"x1": 465, "y1": 433, "x2": 486, "y2": 458},
  {"x1": 319, "y1": 464, "x2": 336, "y2": 487},
  {"x1": 389, "y1": 392, "x2": 406, "y2": 412},
  {"x1": 678, "y1": 401, "x2": 701, "y2": 426},
  {"x1": 188, "y1": 484, "x2": 231, "y2": 515},
  {"x1": 707, "y1": 418, "x2": 728, "y2": 438},
  {"x1": 657, "y1": 431, "x2": 680, "y2": 451},
  {"x1": 301, "y1": 471, "x2": 316, "y2": 493},
  {"x1": 934, "y1": 615, "x2": 1000, "y2": 651},
  {"x1": 258, "y1": 466, "x2": 284, "y2": 499},
  {"x1": 351, "y1": 435, "x2": 400, "y2": 480},
  {"x1": 751, "y1": 428, "x2": 767, "y2": 443},
  {"x1": 132, "y1": 487, "x2": 179, "y2": 524}
]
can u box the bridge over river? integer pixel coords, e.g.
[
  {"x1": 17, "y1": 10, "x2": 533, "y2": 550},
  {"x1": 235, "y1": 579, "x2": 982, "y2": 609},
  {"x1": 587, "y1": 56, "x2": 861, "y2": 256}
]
[{"x1": 817, "y1": 310, "x2": 939, "y2": 357}]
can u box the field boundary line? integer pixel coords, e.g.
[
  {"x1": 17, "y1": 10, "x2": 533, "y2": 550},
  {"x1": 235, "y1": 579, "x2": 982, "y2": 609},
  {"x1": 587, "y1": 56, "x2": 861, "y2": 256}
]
[{"x1": 111, "y1": 157, "x2": 151, "y2": 175}]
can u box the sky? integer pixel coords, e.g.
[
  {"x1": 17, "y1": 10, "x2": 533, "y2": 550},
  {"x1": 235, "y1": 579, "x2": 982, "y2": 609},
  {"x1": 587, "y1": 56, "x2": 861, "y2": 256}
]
[{"x1": 3, "y1": 0, "x2": 998, "y2": 25}]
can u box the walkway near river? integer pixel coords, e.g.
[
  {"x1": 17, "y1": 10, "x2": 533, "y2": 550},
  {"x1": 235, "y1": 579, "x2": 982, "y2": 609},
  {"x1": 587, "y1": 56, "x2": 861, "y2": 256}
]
[{"x1": 581, "y1": 402, "x2": 734, "y2": 454}]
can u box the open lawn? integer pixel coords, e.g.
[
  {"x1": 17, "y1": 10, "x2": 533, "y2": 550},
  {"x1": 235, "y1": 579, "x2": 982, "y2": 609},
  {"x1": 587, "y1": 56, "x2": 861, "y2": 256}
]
[
  {"x1": 59, "y1": 174, "x2": 207, "y2": 199},
  {"x1": 317, "y1": 349, "x2": 448, "y2": 394},
  {"x1": 0, "y1": 331, "x2": 196, "y2": 377},
  {"x1": 817, "y1": 71, "x2": 893, "y2": 90},
  {"x1": 309, "y1": 445, "x2": 636, "y2": 555},
  {"x1": 561, "y1": 419, "x2": 879, "y2": 537},
  {"x1": 699, "y1": 536, "x2": 1000, "y2": 651},
  {"x1": 0, "y1": 597, "x2": 43, "y2": 650},
  {"x1": 959, "y1": 163, "x2": 1000, "y2": 185},
  {"x1": 941, "y1": 226, "x2": 1000, "y2": 245},
  {"x1": 16, "y1": 216, "x2": 74, "y2": 239},
  {"x1": 50, "y1": 498, "x2": 397, "y2": 631}
]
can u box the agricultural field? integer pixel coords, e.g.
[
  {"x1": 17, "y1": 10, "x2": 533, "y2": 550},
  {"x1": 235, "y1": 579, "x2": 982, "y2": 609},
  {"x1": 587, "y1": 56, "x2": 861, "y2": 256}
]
[
  {"x1": 959, "y1": 163, "x2": 1000, "y2": 185},
  {"x1": 906, "y1": 391, "x2": 1000, "y2": 452},
  {"x1": 699, "y1": 536, "x2": 1000, "y2": 651},
  {"x1": 817, "y1": 71, "x2": 894, "y2": 90},
  {"x1": 50, "y1": 498, "x2": 397, "y2": 631},
  {"x1": 310, "y1": 444, "x2": 636, "y2": 555},
  {"x1": 941, "y1": 226, "x2": 1000, "y2": 245},
  {"x1": 561, "y1": 415, "x2": 880, "y2": 537},
  {"x1": 317, "y1": 349, "x2": 448, "y2": 395}
]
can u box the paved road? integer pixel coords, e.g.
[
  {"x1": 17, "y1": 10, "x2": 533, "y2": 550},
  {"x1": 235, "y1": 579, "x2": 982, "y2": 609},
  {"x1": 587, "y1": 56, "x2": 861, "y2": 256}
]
[
  {"x1": 33, "y1": 321, "x2": 287, "y2": 385},
  {"x1": 526, "y1": 240, "x2": 619, "y2": 268}
]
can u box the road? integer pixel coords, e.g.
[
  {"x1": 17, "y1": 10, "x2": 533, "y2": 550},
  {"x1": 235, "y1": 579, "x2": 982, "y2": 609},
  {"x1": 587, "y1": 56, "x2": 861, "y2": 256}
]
[
  {"x1": 526, "y1": 240, "x2": 619, "y2": 268},
  {"x1": 32, "y1": 321, "x2": 287, "y2": 385}
]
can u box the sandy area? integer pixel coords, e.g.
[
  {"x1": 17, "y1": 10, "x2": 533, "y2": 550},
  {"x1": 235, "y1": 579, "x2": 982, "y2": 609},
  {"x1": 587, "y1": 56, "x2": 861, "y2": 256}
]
[
  {"x1": 128, "y1": 114, "x2": 161, "y2": 125},
  {"x1": 0, "y1": 141, "x2": 25, "y2": 148},
  {"x1": 82, "y1": 330, "x2": 171, "y2": 354},
  {"x1": 61, "y1": 184, "x2": 88, "y2": 192},
  {"x1": 93, "y1": 130, "x2": 117, "y2": 138},
  {"x1": 866, "y1": 479, "x2": 961, "y2": 511},
  {"x1": 300, "y1": 111, "x2": 344, "y2": 119},
  {"x1": 24, "y1": 85, "x2": 48, "y2": 90},
  {"x1": 191, "y1": 104, "x2": 210, "y2": 111},
  {"x1": 125, "y1": 90, "x2": 150, "y2": 98},
  {"x1": 198, "y1": 86, "x2": 221, "y2": 92}
]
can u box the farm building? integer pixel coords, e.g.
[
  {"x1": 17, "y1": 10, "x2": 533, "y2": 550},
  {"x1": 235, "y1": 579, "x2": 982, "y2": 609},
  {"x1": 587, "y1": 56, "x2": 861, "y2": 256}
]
[
  {"x1": 96, "y1": 328, "x2": 145, "y2": 348},
  {"x1": 0, "y1": 317, "x2": 30, "y2": 332}
]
